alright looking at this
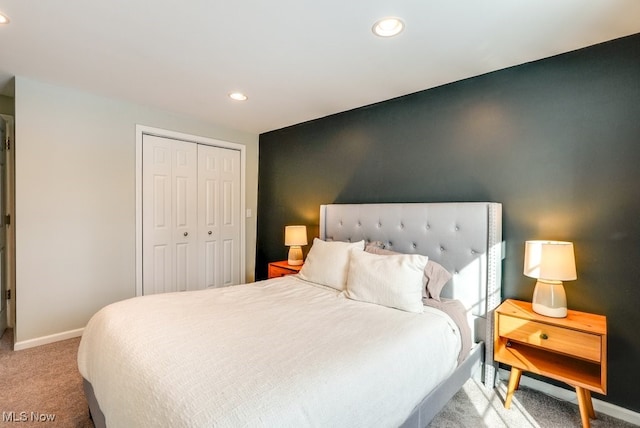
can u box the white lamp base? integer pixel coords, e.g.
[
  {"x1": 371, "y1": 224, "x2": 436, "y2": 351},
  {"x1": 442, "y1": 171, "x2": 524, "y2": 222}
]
[
  {"x1": 287, "y1": 246, "x2": 303, "y2": 266},
  {"x1": 532, "y1": 279, "x2": 567, "y2": 318}
]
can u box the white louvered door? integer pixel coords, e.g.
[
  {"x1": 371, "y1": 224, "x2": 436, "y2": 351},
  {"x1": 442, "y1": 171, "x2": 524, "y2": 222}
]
[
  {"x1": 197, "y1": 145, "x2": 241, "y2": 288},
  {"x1": 142, "y1": 135, "x2": 240, "y2": 295}
]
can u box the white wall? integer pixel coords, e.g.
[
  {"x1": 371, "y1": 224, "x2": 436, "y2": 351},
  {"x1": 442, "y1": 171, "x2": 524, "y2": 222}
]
[{"x1": 14, "y1": 76, "x2": 259, "y2": 346}]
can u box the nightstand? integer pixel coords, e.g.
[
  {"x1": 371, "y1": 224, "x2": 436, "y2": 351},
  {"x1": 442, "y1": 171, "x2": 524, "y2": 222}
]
[
  {"x1": 267, "y1": 260, "x2": 303, "y2": 279},
  {"x1": 494, "y1": 299, "x2": 607, "y2": 428}
]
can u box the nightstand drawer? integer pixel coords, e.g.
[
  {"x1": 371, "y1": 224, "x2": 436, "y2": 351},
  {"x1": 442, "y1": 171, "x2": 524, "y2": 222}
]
[
  {"x1": 499, "y1": 315, "x2": 601, "y2": 362},
  {"x1": 268, "y1": 265, "x2": 296, "y2": 278},
  {"x1": 267, "y1": 261, "x2": 303, "y2": 279}
]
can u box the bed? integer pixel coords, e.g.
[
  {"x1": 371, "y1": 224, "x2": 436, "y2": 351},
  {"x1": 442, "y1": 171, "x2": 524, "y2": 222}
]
[{"x1": 78, "y1": 202, "x2": 503, "y2": 427}]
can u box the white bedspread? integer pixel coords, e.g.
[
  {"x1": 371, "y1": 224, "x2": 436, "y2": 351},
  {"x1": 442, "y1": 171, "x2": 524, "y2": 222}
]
[{"x1": 78, "y1": 276, "x2": 460, "y2": 428}]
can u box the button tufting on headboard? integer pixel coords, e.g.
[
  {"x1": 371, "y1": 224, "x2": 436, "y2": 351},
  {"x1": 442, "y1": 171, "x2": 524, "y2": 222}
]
[{"x1": 320, "y1": 202, "x2": 500, "y2": 297}]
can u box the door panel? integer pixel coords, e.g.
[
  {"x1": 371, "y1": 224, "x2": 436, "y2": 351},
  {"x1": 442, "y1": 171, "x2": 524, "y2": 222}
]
[
  {"x1": 223, "y1": 181, "x2": 233, "y2": 225},
  {"x1": 198, "y1": 145, "x2": 240, "y2": 288},
  {"x1": 223, "y1": 239, "x2": 234, "y2": 285},
  {"x1": 143, "y1": 139, "x2": 172, "y2": 295},
  {"x1": 172, "y1": 140, "x2": 198, "y2": 292},
  {"x1": 153, "y1": 176, "x2": 170, "y2": 229},
  {"x1": 143, "y1": 135, "x2": 197, "y2": 295},
  {"x1": 143, "y1": 135, "x2": 241, "y2": 295},
  {"x1": 144, "y1": 137, "x2": 172, "y2": 295},
  {"x1": 175, "y1": 242, "x2": 190, "y2": 292},
  {"x1": 198, "y1": 145, "x2": 220, "y2": 288},
  {"x1": 219, "y1": 148, "x2": 241, "y2": 287},
  {"x1": 203, "y1": 241, "x2": 217, "y2": 288}
]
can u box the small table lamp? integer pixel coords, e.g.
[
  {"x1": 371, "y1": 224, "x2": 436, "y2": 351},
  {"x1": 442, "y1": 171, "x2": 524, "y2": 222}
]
[
  {"x1": 523, "y1": 240, "x2": 577, "y2": 318},
  {"x1": 285, "y1": 225, "x2": 307, "y2": 266}
]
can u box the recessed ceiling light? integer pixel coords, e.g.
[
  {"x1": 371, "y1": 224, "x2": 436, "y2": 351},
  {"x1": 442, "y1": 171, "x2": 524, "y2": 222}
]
[
  {"x1": 229, "y1": 92, "x2": 248, "y2": 101},
  {"x1": 0, "y1": 12, "x2": 10, "y2": 24},
  {"x1": 372, "y1": 17, "x2": 404, "y2": 37}
]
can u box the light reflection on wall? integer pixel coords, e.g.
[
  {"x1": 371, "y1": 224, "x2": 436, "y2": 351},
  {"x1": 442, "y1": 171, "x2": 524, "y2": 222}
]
[{"x1": 462, "y1": 102, "x2": 515, "y2": 147}]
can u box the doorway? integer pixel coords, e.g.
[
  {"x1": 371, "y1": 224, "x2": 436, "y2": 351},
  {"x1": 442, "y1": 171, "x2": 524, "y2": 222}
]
[
  {"x1": 135, "y1": 125, "x2": 246, "y2": 296},
  {"x1": 0, "y1": 114, "x2": 15, "y2": 341}
]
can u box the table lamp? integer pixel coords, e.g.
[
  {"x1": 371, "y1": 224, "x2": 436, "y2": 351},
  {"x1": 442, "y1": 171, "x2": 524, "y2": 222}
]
[
  {"x1": 285, "y1": 225, "x2": 307, "y2": 266},
  {"x1": 523, "y1": 240, "x2": 577, "y2": 318}
]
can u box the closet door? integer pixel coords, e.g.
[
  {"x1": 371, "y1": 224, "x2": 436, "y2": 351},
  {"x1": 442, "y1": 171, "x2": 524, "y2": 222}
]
[
  {"x1": 142, "y1": 135, "x2": 198, "y2": 295},
  {"x1": 198, "y1": 145, "x2": 241, "y2": 288}
]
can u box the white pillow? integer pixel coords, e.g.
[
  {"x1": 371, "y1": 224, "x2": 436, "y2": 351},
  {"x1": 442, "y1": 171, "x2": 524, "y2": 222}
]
[
  {"x1": 298, "y1": 238, "x2": 365, "y2": 291},
  {"x1": 345, "y1": 250, "x2": 428, "y2": 313}
]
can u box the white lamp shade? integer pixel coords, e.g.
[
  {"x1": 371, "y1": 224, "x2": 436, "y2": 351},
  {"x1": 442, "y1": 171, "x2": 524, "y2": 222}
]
[
  {"x1": 284, "y1": 225, "x2": 308, "y2": 246},
  {"x1": 523, "y1": 240, "x2": 577, "y2": 281}
]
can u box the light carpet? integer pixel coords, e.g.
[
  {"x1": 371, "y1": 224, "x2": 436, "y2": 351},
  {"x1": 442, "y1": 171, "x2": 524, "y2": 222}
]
[
  {"x1": 0, "y1": 329, "x2": 92, "y2": 427},
  {"x1": 429, "y1": 376, "x2": 637, "y2": 427},
  {"x1": 1, "y1": 328, "x2": 636, "y2": 427}
]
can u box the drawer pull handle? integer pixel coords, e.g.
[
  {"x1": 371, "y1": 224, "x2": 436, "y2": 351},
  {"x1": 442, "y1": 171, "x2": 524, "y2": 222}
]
[{"x1": 540, "y1": 333, "x2": 549, "y2": 340}]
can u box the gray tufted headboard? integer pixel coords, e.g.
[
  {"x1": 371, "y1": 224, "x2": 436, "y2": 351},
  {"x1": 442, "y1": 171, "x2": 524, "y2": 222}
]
[{"x1": 319, "y1": 202, "x2": 503, "y2": 384}]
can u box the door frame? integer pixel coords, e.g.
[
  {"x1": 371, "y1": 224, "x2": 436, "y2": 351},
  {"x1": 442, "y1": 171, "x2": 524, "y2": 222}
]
[
  {"x1": 135, "y1": 125, "x2": 246, "y2": 297},
  {"x1": 0, "y1": 114, "x2": 15, "y2": 332}
]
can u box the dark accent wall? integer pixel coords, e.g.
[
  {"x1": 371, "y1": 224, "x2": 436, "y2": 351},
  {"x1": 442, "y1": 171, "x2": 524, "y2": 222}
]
[{"x1": 257, "y1": 33, "x2": 640, "y2": 412}]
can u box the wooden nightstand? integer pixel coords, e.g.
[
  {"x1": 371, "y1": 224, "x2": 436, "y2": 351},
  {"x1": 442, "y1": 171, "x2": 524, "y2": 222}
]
[
  {"x1": 494, "y1": 299, "x2": 607, "y2": 428},
  {"x1": 267, "y1": 260, "x2": 303, "y2": 279}
]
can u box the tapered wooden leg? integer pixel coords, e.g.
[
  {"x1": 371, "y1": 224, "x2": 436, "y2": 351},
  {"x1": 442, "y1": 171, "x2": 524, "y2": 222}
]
[
  {"x1": 576, "y1": 386, "x2": 593, "y2": 428},
  {"x1": 579, "y1": 388, "x2": 595, "y2": 418},
  {"x1": 586, "y1": 390, "x2": 595, "y2": 419},
  {"x1": 513, "y1": 368, "x2": 522, "y2": 390},
  {"x1": 504, "y1": 368, "x2": 522, "y2": 409}
]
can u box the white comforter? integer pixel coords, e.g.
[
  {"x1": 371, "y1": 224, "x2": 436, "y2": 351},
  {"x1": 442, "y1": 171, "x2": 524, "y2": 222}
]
[{"x1": 78, "y1": 276, "x2": 460, "y2": 428}]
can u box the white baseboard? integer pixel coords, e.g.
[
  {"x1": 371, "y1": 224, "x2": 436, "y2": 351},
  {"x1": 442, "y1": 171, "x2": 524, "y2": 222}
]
[
  {"x1": 498, "y1": 368, "x2": 640, "y2": 426},
  {"x1": 14, "y1": 328, "x2": 84, "y2": 351}
]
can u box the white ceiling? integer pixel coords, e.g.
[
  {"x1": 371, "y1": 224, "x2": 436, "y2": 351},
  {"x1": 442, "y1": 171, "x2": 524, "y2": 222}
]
[{"x1": 1, "y1": 1, "x2": 639, "y2": 134}]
